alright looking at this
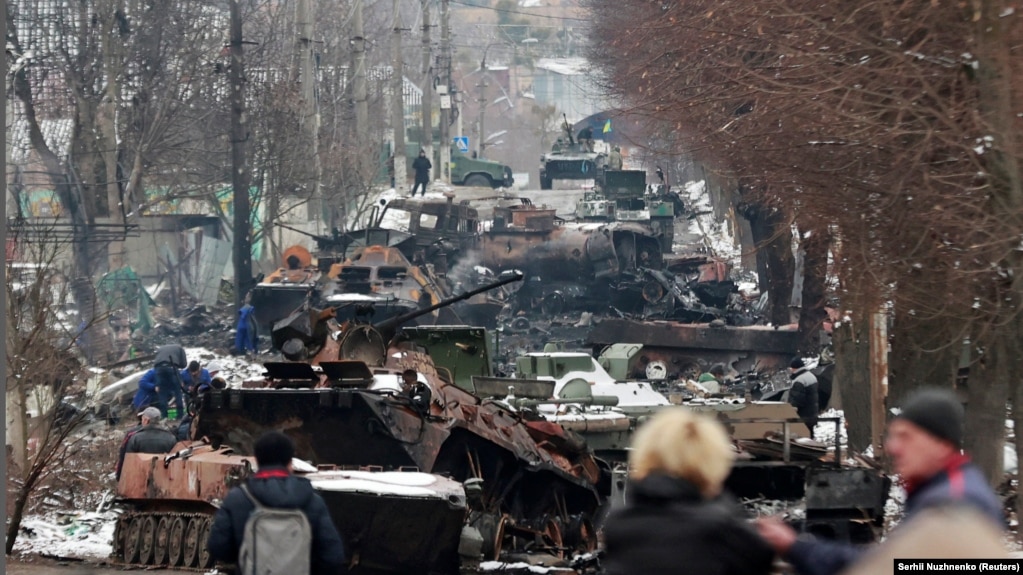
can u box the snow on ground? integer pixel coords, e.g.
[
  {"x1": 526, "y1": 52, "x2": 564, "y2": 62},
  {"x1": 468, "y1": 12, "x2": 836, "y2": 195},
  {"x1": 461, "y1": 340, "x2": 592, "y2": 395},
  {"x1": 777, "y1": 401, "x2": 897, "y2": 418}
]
[
  {"x1": 12, "y1": 511, "x2": 117, "y2": 561},
  {"x1": 480, "y1": 561, "x2": 573, "y2": 573},
  {"x1": 184, "y1": 347, "x2": 265, "y2": 386}
]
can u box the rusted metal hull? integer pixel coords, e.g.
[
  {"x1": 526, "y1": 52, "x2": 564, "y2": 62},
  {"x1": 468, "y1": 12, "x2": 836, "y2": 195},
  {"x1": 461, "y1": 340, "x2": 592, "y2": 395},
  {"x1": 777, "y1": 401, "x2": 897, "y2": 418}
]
[
  {"x1": 114, "y1": 443, "x2": 468, "y2": 573},
  {"x1": 194, "y1": 386, "x2": 602, "y2": 524},
  {"x1": 587, "y1": 318, "x2": 801, "y2": 374},
  {"x1": 481, "y1": 223, "x2": 663, "y2": 282}
]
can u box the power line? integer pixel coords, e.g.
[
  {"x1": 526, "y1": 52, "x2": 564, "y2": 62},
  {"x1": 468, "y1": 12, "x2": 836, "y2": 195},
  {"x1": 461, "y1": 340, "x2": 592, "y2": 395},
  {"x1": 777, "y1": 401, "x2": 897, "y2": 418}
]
[{"x1": 449, "y1": 0, "x2": 591, "y2": 23}]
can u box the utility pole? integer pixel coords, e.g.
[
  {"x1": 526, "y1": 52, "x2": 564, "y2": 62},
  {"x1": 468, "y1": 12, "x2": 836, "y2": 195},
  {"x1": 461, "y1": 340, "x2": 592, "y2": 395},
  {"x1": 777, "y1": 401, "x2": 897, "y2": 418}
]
[
  {"x1": 352, "y1": 0, "x2": 368, "y2": 142},
  {"x1": 391, "y1": 0, "x2": 406, "y2": 192},
  {"x1": 295, "y1": 0, "x2": 322, "y2": 227},
  {"x1": 420, "y1": 0, "x2": 433, "y2": 162},
  {"x1": 476, "y1": 62, "x2": 488, "y2": 158},
  {"x1": 438, "y1": 0, "x2": 451, "y2": 183},
  {"x1": 229, "y1": 0, "x2": 253, "y2": 311}
]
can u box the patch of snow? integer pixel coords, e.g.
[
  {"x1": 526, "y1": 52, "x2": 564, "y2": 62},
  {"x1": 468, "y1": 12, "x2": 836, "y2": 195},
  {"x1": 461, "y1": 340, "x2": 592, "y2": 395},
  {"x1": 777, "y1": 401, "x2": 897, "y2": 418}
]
[
  {"x1": 481, "y1": 561, "x2": 568, "y2": 573},
  {"x1": 308, "y1": 471, "x2": 463, "y2": 500},
  {"x1": 12, "y1": 512, "x2": 117, "y2": 561}
]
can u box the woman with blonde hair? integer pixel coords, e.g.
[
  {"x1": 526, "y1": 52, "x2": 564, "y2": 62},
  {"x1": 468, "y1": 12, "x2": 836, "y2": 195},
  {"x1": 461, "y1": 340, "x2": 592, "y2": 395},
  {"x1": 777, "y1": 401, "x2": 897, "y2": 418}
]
[{"x1": 602, "y1": 408, "x2": 775, "y2": 575}]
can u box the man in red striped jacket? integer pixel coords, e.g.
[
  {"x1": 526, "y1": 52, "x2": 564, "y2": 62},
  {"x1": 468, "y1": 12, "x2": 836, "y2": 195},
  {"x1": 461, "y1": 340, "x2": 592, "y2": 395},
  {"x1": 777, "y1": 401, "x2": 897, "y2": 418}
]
[{"x1": 756, "y1": 387, "x2": 1005, "y2": 575}]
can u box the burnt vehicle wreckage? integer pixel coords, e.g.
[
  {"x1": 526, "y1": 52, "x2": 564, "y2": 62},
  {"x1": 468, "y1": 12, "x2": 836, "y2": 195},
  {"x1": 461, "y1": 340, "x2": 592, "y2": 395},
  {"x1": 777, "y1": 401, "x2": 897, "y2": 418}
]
[
  {"x1": 120, "y1": 179, "x2": 893, "y2": 571},
  {"x1": 113, "y1": 277, "x2": 609, "y2": 573}
]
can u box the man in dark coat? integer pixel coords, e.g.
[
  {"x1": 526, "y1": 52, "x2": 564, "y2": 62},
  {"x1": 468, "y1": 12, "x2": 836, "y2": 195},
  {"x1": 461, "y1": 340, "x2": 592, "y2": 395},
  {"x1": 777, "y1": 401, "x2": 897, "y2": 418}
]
[
  {"x1": 786, "y1": 357, "x2": 819, "y2": 435},
  {"x1": 153, "y1": 344, "x2": 187, "y2": 419},
  {"x1": 208, "y1": 431, "x2": 347, "y2": 574},
  {"x1": 757, "y1": 387, "x2": 1004, "y2": 575},
  {"x1": 410, "y1": 150, "x2": 431, "y2": 196},
  {"x1": 603, "y1": 409, "x2": 775, "y2": 575},
  {"x1": 124, "y1": 407, "x2": 178, "y2": 456}
]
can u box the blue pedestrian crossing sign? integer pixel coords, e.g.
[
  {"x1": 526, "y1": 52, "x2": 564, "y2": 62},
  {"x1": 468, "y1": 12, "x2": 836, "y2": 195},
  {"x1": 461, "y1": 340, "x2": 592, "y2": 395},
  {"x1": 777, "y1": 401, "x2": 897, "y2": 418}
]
[{"x1": 454, "y1": 136, "x2": 470, "y2": 153}]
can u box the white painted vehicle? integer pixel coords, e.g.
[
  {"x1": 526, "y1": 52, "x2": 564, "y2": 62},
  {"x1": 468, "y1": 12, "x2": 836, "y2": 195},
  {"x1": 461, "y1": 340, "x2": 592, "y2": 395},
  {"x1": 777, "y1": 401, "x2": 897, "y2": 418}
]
[{"x1": 516, "y1": 352, "x2": 671, "y2": 416}]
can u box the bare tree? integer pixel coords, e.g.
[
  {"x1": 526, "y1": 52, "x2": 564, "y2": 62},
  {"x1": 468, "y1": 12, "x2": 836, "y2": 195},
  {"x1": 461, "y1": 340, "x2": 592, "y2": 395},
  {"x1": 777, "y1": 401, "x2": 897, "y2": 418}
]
[
  {"x1": 589, "y1": 0, "x2": 1023, "y2": 481},
  {"x1": 5, "y1": 227, "x2": 96, "y2": 553}
]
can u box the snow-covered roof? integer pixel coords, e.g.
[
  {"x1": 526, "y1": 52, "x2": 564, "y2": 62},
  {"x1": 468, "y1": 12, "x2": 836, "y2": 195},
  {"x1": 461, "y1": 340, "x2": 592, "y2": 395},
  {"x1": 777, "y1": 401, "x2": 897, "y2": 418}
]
[{"x1": 535, "y1": 57, "x2": 590, "y2": 76}]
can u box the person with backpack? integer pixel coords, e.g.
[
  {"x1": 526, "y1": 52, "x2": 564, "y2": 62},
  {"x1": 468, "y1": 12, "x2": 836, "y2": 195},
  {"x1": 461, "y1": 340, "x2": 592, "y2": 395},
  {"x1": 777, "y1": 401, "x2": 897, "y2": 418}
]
[{"x1": 208, "y1": 431, "x2": 347, "y2": 575}]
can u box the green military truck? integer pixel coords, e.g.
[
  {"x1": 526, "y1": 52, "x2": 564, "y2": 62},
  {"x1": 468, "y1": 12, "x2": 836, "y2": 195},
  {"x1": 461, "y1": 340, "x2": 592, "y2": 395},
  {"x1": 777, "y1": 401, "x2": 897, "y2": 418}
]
[{"x1": 406, "y1": 143, "x2": 514, "y2": 188}]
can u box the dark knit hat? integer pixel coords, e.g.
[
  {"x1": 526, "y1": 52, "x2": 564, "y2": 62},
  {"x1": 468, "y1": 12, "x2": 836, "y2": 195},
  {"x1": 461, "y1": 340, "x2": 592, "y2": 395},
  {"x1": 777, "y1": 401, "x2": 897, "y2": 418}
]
[
  {"x1": 790, "y1": 357, "x2": 805, "y2": 369},
  {"x1": 895, "y1": 388, "x2": 964, "y2": 448}
]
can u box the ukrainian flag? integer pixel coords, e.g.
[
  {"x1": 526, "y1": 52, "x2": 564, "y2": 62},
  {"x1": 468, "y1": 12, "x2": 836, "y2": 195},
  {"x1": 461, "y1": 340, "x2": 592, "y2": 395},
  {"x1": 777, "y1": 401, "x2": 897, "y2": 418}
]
[{"x1": 602, "y1": 119, "x2": 612, "y2": 133}]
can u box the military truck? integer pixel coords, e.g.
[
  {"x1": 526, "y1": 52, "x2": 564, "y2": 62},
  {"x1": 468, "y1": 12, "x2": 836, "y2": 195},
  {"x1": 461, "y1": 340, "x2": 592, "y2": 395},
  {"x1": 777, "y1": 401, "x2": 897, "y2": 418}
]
[{"x1": 406, "y1": 143, "x2": 514, "y2": 188}]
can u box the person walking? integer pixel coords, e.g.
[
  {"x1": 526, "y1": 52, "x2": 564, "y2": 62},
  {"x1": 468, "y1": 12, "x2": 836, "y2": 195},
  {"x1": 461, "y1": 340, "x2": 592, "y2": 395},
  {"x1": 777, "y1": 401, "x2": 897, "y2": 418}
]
[
  {"x1": 602, "y1": 408, "x2": 775, "y2": 575},
  {"x1": 153, "y1": 344, "x2": 187, "y2": 420},
  {"x1": 236, "y1": 295, "x2": 258, "y2": 355},
  {"x1": 410, "y1": 150, "x2": 432, "y2": 196},
  {"x1": 756, "y1": 387, "x2": 1004, "y2": 575},
  {"x1": 786, "y1": 357, "x2": 819, "y2": 435},
  {"x1": 208, "y1": 431, "x2": 347, "y2": 574}
]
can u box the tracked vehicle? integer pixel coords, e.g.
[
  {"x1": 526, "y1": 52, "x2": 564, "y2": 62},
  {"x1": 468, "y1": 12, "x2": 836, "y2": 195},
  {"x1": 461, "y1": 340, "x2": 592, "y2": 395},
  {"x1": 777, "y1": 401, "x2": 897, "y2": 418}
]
[{"x1": 189, "y1": 275, "x2": 606, "y2": 566}]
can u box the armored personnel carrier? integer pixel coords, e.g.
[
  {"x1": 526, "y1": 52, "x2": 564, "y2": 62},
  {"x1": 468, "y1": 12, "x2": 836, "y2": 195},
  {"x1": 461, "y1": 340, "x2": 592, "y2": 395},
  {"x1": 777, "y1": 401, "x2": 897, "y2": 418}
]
[
  {"x1": 191, "y1": 275, "x2": 607, "y2": 563},
  {"x1": 113, "y1": 442, "x2": 468, "y2": 573},
  {"x1": 538, "y1": 118, "x2": 605, "y2": 190}
]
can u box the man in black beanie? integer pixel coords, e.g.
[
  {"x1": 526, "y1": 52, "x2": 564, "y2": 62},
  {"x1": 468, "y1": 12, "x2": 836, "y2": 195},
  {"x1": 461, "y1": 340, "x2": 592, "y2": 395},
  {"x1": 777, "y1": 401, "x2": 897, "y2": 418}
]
[{"x1": 756, "y1": 387, "x2": 1004, "y2": 575}]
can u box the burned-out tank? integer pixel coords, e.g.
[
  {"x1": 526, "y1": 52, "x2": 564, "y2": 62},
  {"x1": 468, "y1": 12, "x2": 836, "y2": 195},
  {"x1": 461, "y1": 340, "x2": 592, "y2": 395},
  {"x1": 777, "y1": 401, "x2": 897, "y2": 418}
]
[
  {"x1": 192, "y1": 274, "x2": 607, "y2": 564},
  {"x1": 250, "y1": 245, "x2": 321, "y2": 330},
  {"x1": 113, "y1": 442, "x2": 469, "y2": 573}
]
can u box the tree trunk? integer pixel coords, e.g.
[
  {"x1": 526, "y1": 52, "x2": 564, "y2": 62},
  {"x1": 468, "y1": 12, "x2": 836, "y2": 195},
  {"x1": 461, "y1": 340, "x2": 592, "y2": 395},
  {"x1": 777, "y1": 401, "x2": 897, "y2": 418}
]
[
  {"x1": 833, "y1": 316, "x2": 873, "y2": 453},
  {"x1": 964, "y1": 336, "x2": 1008, "y2": 484},
  {"x1": 740, "y1": 196, "x2": 794, "y2": 327},
  {"x1": 887, "y1": 304, "x2": 961, "y2": 410},
  {"x1": 230, "y1": 0, "x2": 254, "y2": 309},
  {"x1": 797, "y1": 226, "x2": 829, "y2": 353}
]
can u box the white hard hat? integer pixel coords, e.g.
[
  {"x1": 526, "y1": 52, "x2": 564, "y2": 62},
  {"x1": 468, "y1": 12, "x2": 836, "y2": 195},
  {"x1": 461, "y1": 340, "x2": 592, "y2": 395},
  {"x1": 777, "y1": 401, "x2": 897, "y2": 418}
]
[{"x1": 207, "y1": 360, "x2": 224, "y2": 374}]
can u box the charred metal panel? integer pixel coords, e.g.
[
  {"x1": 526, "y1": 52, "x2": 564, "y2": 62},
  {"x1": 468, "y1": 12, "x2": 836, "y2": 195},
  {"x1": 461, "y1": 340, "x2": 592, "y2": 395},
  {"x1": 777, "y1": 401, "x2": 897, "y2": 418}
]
[
  {"x1": 117, "y1": 443, "x2": 252, "y2": 508},
  {"x1": 588, "y1": 319, "x2": 801, "y2": 373}
]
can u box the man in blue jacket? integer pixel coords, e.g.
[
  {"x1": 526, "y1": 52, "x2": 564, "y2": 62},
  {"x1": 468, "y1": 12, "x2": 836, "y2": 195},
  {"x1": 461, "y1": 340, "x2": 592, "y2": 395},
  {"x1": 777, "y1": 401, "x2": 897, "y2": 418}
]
[
  {"x1": 132, "y1": 369, "x2": 159, "y2": 412},
  {"x1": 208, "y1": 431, "x2": 346, "y2": 574},
  {"x1": 180, "y1": 361, "x2": 212, "y2": 396},
  {"x1": 756, "y1": 387, "x2": 1005, "y2": 575}
]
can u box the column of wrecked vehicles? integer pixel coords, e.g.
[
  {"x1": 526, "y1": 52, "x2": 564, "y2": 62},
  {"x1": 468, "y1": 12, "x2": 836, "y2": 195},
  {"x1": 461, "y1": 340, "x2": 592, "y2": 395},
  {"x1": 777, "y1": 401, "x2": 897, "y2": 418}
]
[{"x1": 113, "y1": 164, "x2": 889, "y2": 573}]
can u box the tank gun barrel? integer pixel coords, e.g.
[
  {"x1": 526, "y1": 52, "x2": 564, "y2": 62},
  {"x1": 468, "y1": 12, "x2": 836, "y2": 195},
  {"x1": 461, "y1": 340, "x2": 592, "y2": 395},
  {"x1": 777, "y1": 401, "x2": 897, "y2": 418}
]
[{"x1": 374, "y1": 272, "x2": 523, "y2": 338}]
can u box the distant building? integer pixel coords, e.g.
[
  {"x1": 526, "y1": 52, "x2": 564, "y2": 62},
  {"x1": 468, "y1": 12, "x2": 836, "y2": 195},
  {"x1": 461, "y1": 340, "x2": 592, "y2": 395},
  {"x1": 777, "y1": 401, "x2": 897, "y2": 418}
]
[{"x1": 532, "y1": 58, "x2": 616, "y2": 124}]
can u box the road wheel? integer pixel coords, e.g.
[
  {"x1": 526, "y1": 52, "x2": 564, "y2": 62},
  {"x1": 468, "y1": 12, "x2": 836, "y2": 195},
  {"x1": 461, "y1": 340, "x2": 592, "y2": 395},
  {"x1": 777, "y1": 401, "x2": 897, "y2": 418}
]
[
  {"x1": 168, "y1": 516, "x2": 186, "y2": 566},
  {"x1": 153, "y1": 516, "x2": 171, "y2": 565},
  {"x1": 182, "y1": 517, "x2": 201, "y2": 567},
  {"x1": 541, "y1": 517, "x2": 564, "y2": 558},
  {"x1": 123, "y1": 517, "x2": 142, "y2": 564},
  {"x1": 464, "y1": 174, "x2": 491, "y2": 188},
  {"x1": 197, "y1": 517, "x2": 214, "y2": 569},
  {"x1": 138, "y1": 515, "x2": 156, "y2": 564}
]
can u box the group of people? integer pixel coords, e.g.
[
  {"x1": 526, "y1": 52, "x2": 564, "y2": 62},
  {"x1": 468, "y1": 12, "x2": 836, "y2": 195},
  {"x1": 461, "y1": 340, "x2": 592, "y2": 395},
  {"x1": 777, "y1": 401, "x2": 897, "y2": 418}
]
[
  {"x1": 602, "y1": 387, "x2": 1004, "y2": 575},
  {"x1": 132, "y1": 343, "x2": 227, "y2": 420}
]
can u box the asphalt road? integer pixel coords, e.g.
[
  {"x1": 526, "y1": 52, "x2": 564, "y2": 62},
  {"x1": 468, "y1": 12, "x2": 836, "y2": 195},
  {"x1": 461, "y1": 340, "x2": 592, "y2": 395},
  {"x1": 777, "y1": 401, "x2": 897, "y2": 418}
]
[{"x1": 8, "y1": 558, "x2": 185, "y2": 574}]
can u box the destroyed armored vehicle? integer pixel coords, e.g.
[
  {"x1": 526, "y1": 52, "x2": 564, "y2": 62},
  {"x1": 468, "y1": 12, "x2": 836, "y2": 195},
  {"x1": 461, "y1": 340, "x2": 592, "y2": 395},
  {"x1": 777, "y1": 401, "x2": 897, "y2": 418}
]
[
  {"x1": 250, "y1": 245, "x2": 321, "y2": 330},
  {"x1": 113, "y1": 442, "x2": 468, "y2": 573},
  {"x1": 576, "y1": 170, "x2": 677, "y2": 253},
  {"x1": 191, "y1": 276, "x2": 607, "y2": 565}
]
